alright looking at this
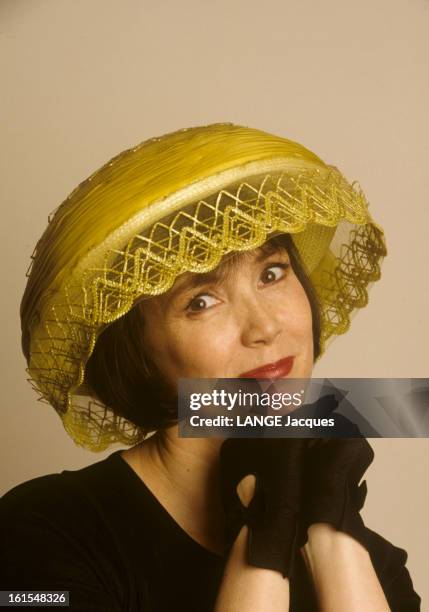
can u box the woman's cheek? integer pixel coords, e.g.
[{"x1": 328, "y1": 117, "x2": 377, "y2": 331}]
[
  {"x1": 177, "y1": 318, "x2": 233, "y2": 376},
  {"x1": 293, "y1": 285, "x2": 313, "y2": 331},
  {"x1": 170, "y1": 326, "x2": 218, "y2": 376}
]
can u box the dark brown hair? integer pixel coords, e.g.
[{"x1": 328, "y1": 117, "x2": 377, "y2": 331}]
[{"x1": 84, "y1": 233, "x2": 322, "y2": 433}]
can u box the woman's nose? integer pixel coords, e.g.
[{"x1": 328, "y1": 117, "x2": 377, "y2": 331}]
[{"x1": 238, "y1": 293, "x2": 283, "y2": 346}]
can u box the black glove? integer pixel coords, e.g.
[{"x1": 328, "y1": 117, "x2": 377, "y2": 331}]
[
  {"x1": 219, "y1": 437, "x2": 307, "y2": 578},
  {"x1": 298, "y1": 430, "x2": 374, "y2": 549}
]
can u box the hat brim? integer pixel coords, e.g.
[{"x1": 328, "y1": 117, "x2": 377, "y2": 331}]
[{"x1": 27, "y1": 158, "x2": 386, "y2": 451}]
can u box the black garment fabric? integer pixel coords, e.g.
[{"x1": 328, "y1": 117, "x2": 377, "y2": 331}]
[{"x1": 0, "y1": 450, "x2": 421, "y2": 611}]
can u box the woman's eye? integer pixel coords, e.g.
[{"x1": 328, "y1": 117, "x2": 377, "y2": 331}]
[
  {"x1": 186, "y1": 293, "x2": 218, "y2": 313},
  {"x1": 261, "y1": 263, "x2": 290, "y2": 285},
  {"x1": 185, "y1": 263, "x2": 289, "y2": 313}
]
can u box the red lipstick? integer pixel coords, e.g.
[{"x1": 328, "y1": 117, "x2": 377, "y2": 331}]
[{"x1": 239, "y1": 356, "x2": 295, "y2": 379}]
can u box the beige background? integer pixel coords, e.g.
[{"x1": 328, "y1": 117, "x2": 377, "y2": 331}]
[{"x1": 1, "y1": 0, "x2": 428, "y2": 607}]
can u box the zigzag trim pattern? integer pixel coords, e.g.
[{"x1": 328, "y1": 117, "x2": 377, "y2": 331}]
[{"x1": 25, "y1": 167, "x2": 386, "y2": 451}]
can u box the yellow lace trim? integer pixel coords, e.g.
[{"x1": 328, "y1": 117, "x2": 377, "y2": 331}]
[{"x1": 26, "y1": 166, "x2": 386, "y2": 451}]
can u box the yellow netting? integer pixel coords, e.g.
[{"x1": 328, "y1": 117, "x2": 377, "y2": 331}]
[{"x1": 24, "y1": 165, "x2": 386, "y2": 451}]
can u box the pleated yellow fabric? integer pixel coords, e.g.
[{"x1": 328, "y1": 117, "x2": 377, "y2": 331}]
[{"x1": 20, "y1": 123, "x2": 387, "y2": 451}]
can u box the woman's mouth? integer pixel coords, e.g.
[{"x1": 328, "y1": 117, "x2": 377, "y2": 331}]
[{"x1": 239, "y1": 356, "x2": 295, "y2": 379}]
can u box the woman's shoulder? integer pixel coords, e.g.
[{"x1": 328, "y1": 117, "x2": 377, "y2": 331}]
[
  {"x1": 0, "y1": 455, "x2": 134, "y2": 609},
  {"x1": 365, "y1": 527, "x2": 421, "y2": 610},
  {"x1": 0, "y1": 456, "x2": 98, "y2": 514},
  {"x1": 0, "y1": 453, "x2": 117, "y2": 521},
  {"x1": 1, "y1": 472, "x2": 81, "y2": 521},
  {"x1": 366, "y1": 527, "x2": 408, "y2": 568}
]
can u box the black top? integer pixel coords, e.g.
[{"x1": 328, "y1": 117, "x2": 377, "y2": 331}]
[{"x1": 0, "y1": 450, "x2": 421, "y2": 611}]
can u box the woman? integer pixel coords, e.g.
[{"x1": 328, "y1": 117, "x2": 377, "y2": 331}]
[{"x1": 1, "y1": 123, "x2": 421, "y2": 610}]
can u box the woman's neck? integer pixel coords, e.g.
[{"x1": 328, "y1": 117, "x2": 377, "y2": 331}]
[{"x1": 121, "y1": 426, "x2": 226, "y2": 555}]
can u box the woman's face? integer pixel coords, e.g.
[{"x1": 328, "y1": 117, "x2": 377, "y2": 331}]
[{"x1": 139, "y1": 241, "x2": 314, "y2": 390}]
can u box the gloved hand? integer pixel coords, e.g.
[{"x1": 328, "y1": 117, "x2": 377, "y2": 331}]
[
  {"x1": 219, "y1": 437, "x2": 307, "y2": 578},
  {"x1": 298, "y1": 430, "x2": 374, "y2": 549}
]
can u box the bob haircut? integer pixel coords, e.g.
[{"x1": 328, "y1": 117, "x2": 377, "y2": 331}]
[{"x1": 84, "y1": 233, "x2": 322, "y2": 434}]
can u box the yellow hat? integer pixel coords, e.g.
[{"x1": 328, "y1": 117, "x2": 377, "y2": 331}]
[{"x1": 20, "y1": 123, "x2": 387, "y2": 451}]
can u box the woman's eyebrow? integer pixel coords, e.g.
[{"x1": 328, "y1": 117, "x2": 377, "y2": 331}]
[
  {"x1": 168, "y1": 247, "x2": 285, "y2": 299},
  {"x1": 168, "y1": 268, "x2": 225, "y2": 300}
]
